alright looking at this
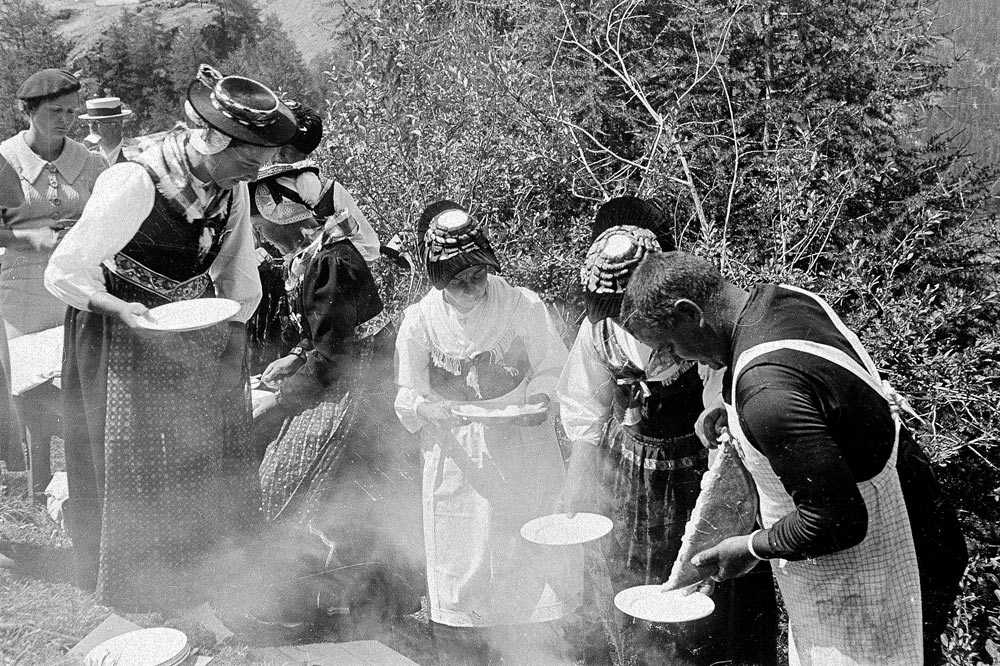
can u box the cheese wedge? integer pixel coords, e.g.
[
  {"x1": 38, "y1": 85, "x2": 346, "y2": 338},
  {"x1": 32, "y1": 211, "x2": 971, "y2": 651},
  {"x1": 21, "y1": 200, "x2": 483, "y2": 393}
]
[{"x1": 662, "y1": 440, "x2": 759, "y2": 590}]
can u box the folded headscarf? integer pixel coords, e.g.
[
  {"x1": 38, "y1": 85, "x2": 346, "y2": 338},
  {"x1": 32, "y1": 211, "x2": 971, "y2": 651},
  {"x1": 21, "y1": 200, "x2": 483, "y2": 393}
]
[{"x1": 417, "y1": 200, "x2": 500, "y2": 289}]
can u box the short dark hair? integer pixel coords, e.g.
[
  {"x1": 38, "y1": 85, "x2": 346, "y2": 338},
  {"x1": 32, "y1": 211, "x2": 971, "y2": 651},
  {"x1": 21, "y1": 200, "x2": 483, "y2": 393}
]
[{"x1": 620, "y1": 251, "x2": 724, "y2": 336}]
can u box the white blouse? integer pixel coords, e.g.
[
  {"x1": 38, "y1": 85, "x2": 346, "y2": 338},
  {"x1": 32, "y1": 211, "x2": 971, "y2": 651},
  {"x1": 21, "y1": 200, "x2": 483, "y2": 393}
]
[
  {"x1": 557, "y1": 318, "x2": 723, "y2": 447},
  {"x1": 394, "y1": 278, "x2": 568, "y2": 434},
  {"x1": 44, "y1": 162, "x2": 262, "y2": 322}
]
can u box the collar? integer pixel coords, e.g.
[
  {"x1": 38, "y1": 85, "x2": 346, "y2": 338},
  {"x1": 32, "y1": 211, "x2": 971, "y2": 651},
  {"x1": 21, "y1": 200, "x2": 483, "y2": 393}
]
[{"x1": 11, "y1": 131, "x2": 89, "y2": 184}]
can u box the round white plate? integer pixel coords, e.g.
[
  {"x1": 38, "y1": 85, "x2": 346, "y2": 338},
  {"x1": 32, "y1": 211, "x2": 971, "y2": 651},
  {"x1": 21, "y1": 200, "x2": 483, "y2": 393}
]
[
  {"x1": 614, "y1": 586, "x2": 715, "y2": 623},
  {"x1": 452, "y1": 403, "x2": 547, "y2": 423},
  {"x1": 520, "y1": 512, "x2": 613, "y2": 546},
  {"x1": 136, "y1": 298, "x2": 240, "y2": 332},
  {"x1": 251, "y1": 388, "x2": 275, "y2": 402},
  {"x1": 85, "y1": 627, "x2": 189, "y2": 666}
]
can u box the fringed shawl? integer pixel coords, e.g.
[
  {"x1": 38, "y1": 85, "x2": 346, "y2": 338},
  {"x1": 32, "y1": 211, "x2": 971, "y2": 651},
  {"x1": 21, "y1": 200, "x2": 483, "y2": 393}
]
[{"x1": 414, "y1": 274, "x2": 524, "y2": 375}]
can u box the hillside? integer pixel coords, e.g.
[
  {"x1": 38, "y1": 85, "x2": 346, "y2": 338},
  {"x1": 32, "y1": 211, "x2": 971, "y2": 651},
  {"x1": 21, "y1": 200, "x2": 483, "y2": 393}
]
[{"x1": 44, "y1": 0, "x2": 348, "y2": 64}]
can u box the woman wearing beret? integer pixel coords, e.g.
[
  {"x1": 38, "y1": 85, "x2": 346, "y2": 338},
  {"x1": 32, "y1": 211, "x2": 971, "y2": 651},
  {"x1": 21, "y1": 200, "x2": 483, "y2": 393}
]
[
  {"x1": 44, "y1": 65, "x2": 295, "y2": 612},
  {"x1": 0, "y1": 68, "x2": 107, "y2": 495},
  {"x1": 394, "y1": 201, "x2": 582, "y2": 665},
  {"x1": 557, "y1": 197, "x2": 778, "y2": 666}
]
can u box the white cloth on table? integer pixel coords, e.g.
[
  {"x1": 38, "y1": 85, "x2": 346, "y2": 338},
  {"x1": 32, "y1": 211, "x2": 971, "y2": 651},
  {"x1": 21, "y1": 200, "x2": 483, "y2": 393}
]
[
  {"x1": 44, "y1": 162, "x2": 262, "y2": 322},
  {"x1": 395, "y1": 275, "x2": 583, "y2": 627},
  {"x1": 725, "y1": 285, "x2": 922, "y2": 666},
  {"x1": 7, "y1": 325, "x2": 62, "y2": 395}
]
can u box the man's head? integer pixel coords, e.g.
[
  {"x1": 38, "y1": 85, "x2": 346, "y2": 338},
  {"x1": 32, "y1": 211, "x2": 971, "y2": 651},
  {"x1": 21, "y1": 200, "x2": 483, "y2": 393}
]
[
  {"x1": 620, "y1": 251, "x2": 730, "y2": 368},
  {"x1": 79, "y1": 97, "x2": 131, "y2": 150}
]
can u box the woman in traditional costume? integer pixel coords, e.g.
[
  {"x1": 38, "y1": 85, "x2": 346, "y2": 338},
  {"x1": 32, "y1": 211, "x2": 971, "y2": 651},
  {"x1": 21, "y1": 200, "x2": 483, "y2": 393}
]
[
  {"x1": 557, "y1": 197, "x2": 778, "y2": 666},
  {"x1": 1, "y1": 69, "x2": 108, "y2": 494},
  {"x1": 247, "y1": 103, "x2": 419, "y2": 628},
  {"x1": 394, "y1": 200, "x2": 583, "y2": 666},
  {"x1": 44, "y1": 65, "x2": 296, "y2": 612}
]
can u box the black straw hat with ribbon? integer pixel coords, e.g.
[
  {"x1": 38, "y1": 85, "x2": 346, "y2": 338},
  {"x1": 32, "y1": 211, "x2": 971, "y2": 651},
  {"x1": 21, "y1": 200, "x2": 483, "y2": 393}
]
[
  {"x1": 417, "y1": 200, "x2": 500, "y2": 289},
  {"x1": 582, "y1": 196, "x2": 673, "y2": 323},
  {"x1": 186, "y1": 64, "x2": 296, "y2": 147}
]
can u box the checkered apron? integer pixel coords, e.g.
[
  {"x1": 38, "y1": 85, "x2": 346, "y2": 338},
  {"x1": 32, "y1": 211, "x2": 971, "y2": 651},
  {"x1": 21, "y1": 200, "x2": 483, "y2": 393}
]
[{"x1": 725, "y1": 288, "x2": 923, "y2": 665}]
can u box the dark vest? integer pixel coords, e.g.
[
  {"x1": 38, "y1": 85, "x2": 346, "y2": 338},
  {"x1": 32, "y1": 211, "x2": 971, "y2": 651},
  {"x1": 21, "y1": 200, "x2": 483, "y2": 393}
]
[{"x1": 105, "y1": 180, "x2": 232, "y2": 307}]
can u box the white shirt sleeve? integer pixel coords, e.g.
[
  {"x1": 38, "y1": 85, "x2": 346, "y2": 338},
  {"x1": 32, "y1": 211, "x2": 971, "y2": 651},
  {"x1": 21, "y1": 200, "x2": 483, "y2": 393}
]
[
  {"x1": 519, "y1": 290, "x2": 569, "y2": 400},
  {"x1": 44, "y1": 162, "x2": 155, "y2": 311},
  {"x1": 394, "y1": 304, "x2": 434, "y2": 433},
  {"x1": 699, "y1": 363, "x2": 725, "y2": 409},
  {"x1": 209, "y1": 183, "x2": 262, "y2": 323},
  {"x1": 557, "y1": 321, "x2": 615, "y2": 447}
]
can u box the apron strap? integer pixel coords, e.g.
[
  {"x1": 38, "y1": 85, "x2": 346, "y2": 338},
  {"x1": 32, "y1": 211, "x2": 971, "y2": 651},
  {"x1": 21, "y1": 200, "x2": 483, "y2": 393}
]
[
  {"x1": 776, "y1": 284, "x2": 882, "y2": 380},
  {"x1": 734, "y1": 339, "x2": 886, "y2": 401}
]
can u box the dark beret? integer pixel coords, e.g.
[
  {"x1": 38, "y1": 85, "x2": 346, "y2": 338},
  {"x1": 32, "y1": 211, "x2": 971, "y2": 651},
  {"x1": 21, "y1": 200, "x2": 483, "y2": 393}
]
[{"x1": 17, "y1": 69, "x2": 81, "y2": 102}]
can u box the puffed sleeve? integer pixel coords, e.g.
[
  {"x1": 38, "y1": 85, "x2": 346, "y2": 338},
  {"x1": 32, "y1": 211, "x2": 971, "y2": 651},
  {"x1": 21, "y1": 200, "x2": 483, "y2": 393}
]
[
  {"x1": 209, "y1": 183, "x2": 262, "y2": 322},
  {"x1": 517, "y1": 288, "x2": 569, "y2": 400},
  {"x1": 557, "y1": 321, "x2": 615, "y2": 447},
  {"x1": 394, "y1": 303, "x2": 434, "y2": 433},
  {"x1": 44, "y1": 163, "x2": 154, "y2": 311}
]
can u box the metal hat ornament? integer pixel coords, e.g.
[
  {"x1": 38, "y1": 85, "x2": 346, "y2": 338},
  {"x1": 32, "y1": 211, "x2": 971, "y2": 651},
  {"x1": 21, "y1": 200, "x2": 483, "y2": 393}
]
[{"x1": 185, "y1": 64, "x2": 296, "y2": 147}]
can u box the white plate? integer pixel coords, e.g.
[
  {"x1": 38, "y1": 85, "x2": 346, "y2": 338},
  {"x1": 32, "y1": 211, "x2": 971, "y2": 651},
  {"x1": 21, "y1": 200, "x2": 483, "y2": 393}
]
[
  {"x1": 85, "y1": 627, "x2": 189, "y2": 666},
  {"x1": 451, "y1": 402, "x2": 547, "y2": 423},
  {"x1": 520, "y1": 512, "x2": 613, "y2": 546},
  {"x1": 136, "y1": 298, "x2": 240, "y2": 332},
  {"x1": 614, "y1": 586, "x2": 715, "y2": 623},
  {"x1": 251, "y1": 388, "x2": 275, "y2": 402}
]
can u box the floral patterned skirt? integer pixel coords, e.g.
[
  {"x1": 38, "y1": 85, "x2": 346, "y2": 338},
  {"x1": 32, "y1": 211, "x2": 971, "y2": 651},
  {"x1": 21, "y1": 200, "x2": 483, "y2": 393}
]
[{"x1": 62, "y1": 291, "x2": 259, "y2": 612}]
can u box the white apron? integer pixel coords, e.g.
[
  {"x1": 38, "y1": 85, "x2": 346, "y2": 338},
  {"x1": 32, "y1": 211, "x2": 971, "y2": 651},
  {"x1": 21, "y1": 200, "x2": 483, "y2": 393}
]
[
  {"x1": 725, "y1": 287, "x2": 922, "y2": 666},
  {"x1": 421, "y1": 374, "x2": 583, "y2": 627}
]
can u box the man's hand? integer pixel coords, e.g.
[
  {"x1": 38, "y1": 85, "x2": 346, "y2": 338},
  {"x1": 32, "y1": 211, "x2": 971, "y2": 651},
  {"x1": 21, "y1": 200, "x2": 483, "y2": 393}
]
[
  {"x1": 690, "y1": 535, "x2": 759, "y2": 582},
  {"x1": 694, "y1": 405, "x2": 728, "y2": 449},
  {"x1": 557, "y1": 441, "x2": 600, "y2": 518}
]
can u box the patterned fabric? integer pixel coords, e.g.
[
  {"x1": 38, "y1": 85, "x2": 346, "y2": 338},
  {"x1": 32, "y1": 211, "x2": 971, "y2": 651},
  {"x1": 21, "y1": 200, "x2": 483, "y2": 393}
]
[
  {"x1": 123, "y1": 129, "x2": 231, "y2": 228},
  {"x1": 259, "y1": 342, "x2": 370, "y2": 522},
  {"x1": 727, "y1": 288, "x2": 923, "y2": 665},
  {"x1": 105, "y1": 252, "x2": 212, "y2": 302},
  {"x1": 63, "y1": 278, "x2": 259, "y2": 611}
]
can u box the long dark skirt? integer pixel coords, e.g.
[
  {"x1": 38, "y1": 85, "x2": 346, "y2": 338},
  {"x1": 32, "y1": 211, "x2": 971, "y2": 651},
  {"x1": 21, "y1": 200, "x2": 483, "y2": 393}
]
[
  {"x1": 62, "y1": 304, "x2": 260, "y2": 612},
  {"x1": 256, "y1": 335, "x2": 423, "y2": 622},
  {"x1": 597, "y1": 419, "x2": 778, "y2": 666}
]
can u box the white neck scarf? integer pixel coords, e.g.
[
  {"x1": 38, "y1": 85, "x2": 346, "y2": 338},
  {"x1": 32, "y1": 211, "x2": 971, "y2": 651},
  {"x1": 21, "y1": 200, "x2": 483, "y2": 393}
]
[{"x1": 417, "y1": 274, "x2": 523, "y2": 375}]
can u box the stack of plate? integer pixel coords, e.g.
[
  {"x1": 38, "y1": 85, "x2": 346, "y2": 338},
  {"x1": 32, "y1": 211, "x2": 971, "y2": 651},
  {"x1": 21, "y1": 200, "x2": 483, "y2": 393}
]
[{"x1": 85, "y1": 628, "x2": 191, "y2": 666}]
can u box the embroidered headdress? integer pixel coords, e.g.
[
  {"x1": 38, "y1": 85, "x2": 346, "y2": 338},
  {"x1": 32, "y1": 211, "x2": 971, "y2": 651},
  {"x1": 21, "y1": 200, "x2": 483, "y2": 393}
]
[
  {"x1": 582, "y1": 196, "x2": 674, "y2": 322},
  {"x1": 417, "y1": 200, "x2": 500, "y2": 289}
]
